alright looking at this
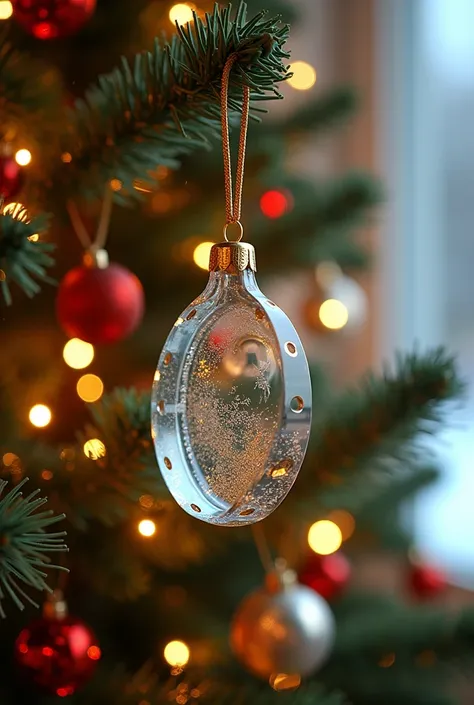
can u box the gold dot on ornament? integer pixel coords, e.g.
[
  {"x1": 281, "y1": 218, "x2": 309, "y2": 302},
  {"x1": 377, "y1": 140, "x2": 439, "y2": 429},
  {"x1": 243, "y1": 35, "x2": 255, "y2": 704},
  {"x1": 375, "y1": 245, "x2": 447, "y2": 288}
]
[
  {"x1": 157, "y1": 400, "x2": 165, "y2": 415},
  {"x1": 190, "y1": 504, "x2": 201, "y2": 513},
  {"x1": 186, "y1": 309, "x2": 197, "y2": 320},
  {"x1": 285, "y1": 341, "x2": 297, "y2": 357},
  {"x1": 164, "y1": 457, "x2": 172, "y2": 470},
  {"x1": 270, "y1": 459, "x2": 293, "y2": 478},
  {"x1": 290, "y1": 396, "x2": 304, "y2": 413},
  {"x1": 174, "y1": 317, "x2": 184, "y2": 327},
  {"x1": 269, "y1": 673, "x2": 301, "y2": 692},
  {"x1": 163, "y1": 352, "x2": 172, "y2": 366},
  {"x1": 239, "y1": 508, "x2": 255, "y2": 516},
  {"x1": 154, "y1": 370, "x2": 161, "y2": 382},
  {"x1": 255, "y1": 308, "x2": 265, "y2": 320}
]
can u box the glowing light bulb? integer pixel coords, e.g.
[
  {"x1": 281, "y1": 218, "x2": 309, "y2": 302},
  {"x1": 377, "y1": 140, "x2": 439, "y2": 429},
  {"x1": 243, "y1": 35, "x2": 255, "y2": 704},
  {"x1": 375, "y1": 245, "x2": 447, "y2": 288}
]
[
  {"x1": 307, "y1": 519, "x2": 342, "y2": 555},
  {"x1": 138, "y1": 519, "x2": 157, "y2": 537},
  {"x1": 83, "y1": 438, "x2": 106, "y2": 460},
  {"x1": 29, "y1": 404, "x2": 52, "y2": 428},
  {"x1": 15, "y1": 149, "x2": 32, "y2": 166},
  {"x1": 287, "y1": 61, "x2": 317, "y2": 91},
  {"x1": 76, "y1": 374, "x2": 104, "y2": 403},
  {"x1": 0, "y1": 2, "x2": 13, "y2": 20},
  {"x1": 193, "y1": 241, "x2": 214, "y2": 270},
  {"x1": 164, "y1": 640, "x2": 190, "y2": 666},
  {"x1": 319, "y1": 299, "x2": 349, "y2": 330},
  {"x1": 63, "y1": 338, "x2": 94, "y2": 369},
  {"x1": 87, "y1": 645, "x2": 101, "y2": 661},
  {"x1": 169, "y1": 3, "x2": 194, "y2": 25},
  {"x1": 3, "y1": 202, "x2": 27, "y2": 219}
]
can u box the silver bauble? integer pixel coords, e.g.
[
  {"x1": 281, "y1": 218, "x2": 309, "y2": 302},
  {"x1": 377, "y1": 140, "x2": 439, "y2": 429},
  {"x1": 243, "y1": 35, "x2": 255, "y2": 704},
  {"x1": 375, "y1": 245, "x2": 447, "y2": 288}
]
[{"x1": 230, "y1": 571, "x2": 335, "y2": 679}]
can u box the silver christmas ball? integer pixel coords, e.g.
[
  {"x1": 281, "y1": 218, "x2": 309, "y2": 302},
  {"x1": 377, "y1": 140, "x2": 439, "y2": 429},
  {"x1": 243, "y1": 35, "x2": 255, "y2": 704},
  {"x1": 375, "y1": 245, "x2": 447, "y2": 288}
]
[{"x1": 230, "y1": 573, "x2": 335, "y2": 679}]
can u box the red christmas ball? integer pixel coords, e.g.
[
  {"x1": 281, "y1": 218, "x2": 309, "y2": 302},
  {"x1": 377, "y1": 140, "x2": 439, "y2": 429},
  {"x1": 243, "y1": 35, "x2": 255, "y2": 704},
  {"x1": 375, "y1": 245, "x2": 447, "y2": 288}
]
[
  {"x1": 12, "y1": 0, "x2": 96, "y2": 40},
  {"x1": 15, "y1": 613, "x2": 101, "y2": 696},
  {"x1": 299, "y1": 552, "x2": 351, "y2": 600},
  {"x1": 409, "y1": 562, "x2": 446, "y2": 599},
  {"x1": 0, "y1": 156, "x2": 23, "y2": 201},
  {"x1": 56, "y1": 257, "x2": 145, "y2": 345}
]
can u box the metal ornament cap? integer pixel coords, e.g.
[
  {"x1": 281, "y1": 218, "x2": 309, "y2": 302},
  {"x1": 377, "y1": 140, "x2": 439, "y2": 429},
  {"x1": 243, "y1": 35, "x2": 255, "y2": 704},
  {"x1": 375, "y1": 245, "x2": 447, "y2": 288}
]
[{"x1": 151, "y1": 241, "x2": 312, "y2": 526}]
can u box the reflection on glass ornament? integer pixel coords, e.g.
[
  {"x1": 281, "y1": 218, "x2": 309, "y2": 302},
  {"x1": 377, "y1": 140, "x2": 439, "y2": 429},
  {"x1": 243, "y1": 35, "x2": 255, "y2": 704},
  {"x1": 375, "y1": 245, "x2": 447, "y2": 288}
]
[{"x1": 151, "y1": 241, "x2": 312, "y2": 526}]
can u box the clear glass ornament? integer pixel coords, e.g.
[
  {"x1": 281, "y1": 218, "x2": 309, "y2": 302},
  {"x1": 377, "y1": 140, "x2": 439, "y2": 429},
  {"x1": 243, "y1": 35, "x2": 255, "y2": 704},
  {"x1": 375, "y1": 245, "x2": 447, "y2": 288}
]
[{"x1": 151, "y1": 241, "x2": 312, "y2": 525}]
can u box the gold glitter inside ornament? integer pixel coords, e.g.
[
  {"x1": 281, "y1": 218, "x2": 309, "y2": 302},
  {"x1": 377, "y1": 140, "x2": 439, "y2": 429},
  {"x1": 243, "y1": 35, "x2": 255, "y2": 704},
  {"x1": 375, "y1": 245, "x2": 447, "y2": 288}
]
[{"x1": 151, "y1": 243, "x2": 312, "y2": 526}]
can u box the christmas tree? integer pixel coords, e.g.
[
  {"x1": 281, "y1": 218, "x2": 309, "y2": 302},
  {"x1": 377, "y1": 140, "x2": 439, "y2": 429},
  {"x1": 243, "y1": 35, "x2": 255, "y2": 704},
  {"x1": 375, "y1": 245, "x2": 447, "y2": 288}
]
[{"x1": 0, "y1": 1, "x2": 472, "y2": 704}]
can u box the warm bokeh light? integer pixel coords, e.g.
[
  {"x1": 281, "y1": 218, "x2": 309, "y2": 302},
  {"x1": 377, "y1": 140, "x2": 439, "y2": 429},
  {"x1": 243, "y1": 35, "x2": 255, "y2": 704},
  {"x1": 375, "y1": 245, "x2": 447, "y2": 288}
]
[
  {"x1": 41, "y1": 469, "x2": 53, "y2": 480},
  {"x1": 76, "y1": 374, "x2": 104, "y2": 403},
  {"x1": 15, "y1": 149, "x2": 32, "y2": 166},
  {"x1": 3, "y1": 202, "x2": 27, "y2": 219},
  {"x1": 0, "y1": 2, "x2": 13, "y2": 20},
  {"x1": 29, "y1": 404, "x2": 52, "y2": 428},
  {"x1": 83, "y1": 438, "x2": 106, "y2": 460},
  {"x1": 287, "y1": 61, "x2": 317, "y2": 91},
  {"x1": 328, "y1": 509, "x2": 356, "y2": 541},
  {"x1": 308, "y1": 520, "x2": 342, "y2": 555},
  {"x1": 138, "y1": 519, "x2": 157, "y2": 537},
  {"x1": 110, "y1": 178, "x2": 122, "y2": 192},
  {"x1": 87, "y1": 645, "x2": 101, "y2": 661},
  {"x1": 164, "y1": 640, "x2": 190, "y2": 666},
  {"x1": 193, "y1": 241, "x2": 214, "y2": 270},
  {"x1": 61, "y1": 152, "x2": 72, "y2": 163},
  {"x1": 260, "y1": 189, "x2": 292, "y2": 219},
  {"x1": 2, "y1": 452, "x2": 18, "y2": 466},
  {"x1": 270, "y1": 673, "x2": 302, "y2": 692},
  {"x1": 319, "y1": 298, "x2": 349, "y2": 330},
  {"x1": 169, "y1": 3, "x2": 194, "y2": 25},
  {"x1": 63, "y1": 338, "x2": 94, "y2": 369},
  {"x1": 27, "y1": 233, "x2": 39, "y2": 242}
]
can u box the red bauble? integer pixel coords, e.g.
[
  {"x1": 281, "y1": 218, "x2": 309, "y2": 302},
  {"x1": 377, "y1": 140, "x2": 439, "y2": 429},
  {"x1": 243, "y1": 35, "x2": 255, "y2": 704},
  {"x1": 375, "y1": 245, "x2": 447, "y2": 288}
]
[
  {"x1": 299, "y1": 552, "x2": 351, "y2": 600},
  {"x1": 409, "y1": 563, "x2": 446, "y2": 600},
  {"x1": 12, "y1": 0, "x2": 96, "y2": 40},
  {"x1": 0, "y1": 156, "x2": 23, "y2": 200},
  {"x1": 56, "y1": 258, "x2": 145, "y2": 345},
  {"x1": 15, "y1": 614, "x2": 101, "y2": 696}
]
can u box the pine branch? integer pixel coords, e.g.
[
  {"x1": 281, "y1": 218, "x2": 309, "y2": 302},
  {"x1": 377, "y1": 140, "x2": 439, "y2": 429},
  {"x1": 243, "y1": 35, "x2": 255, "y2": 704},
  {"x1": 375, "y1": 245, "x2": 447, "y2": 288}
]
[
  {"x1": 0, "y1": 208, "x2": 53, "y2": 304},
  {"x1": 290, "y1": 348, "x2": 464, "y2": 509},
  {"x1": 59, "y1": 2, "x2": 291, "y2": 200},
  {"x1": 278, "y1": 86, "x2": 359, "y2": 134},
  {"x1": 0, "y1": 477, "x2": 68, "y2": 617}
]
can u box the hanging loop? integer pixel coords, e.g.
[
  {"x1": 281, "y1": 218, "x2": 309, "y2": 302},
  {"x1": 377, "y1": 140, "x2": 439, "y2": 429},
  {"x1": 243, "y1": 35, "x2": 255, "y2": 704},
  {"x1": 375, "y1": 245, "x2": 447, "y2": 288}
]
[
  {"x1": 221, "y1": 54, "x2": 250, "y2": 236},
  {"x1": 223, "y1": 220, "x2": 244, "y2": 243}
]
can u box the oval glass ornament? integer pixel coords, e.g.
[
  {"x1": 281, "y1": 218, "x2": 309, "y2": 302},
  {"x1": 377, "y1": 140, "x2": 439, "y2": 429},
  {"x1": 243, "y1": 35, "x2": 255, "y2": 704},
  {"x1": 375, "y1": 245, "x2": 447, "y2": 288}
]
[{"x1": 151, "y1": 242, "x2": 312, "y2": 525}]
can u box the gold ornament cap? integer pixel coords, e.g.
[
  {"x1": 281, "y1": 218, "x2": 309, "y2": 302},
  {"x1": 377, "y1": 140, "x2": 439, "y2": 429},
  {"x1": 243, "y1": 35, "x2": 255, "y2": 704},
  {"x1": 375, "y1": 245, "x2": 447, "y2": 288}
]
[
  {"x1": 209, "y1": 241, "x2": 256, "y2": 274},
  {"x1": 43, "y1": 589, "x2": 68, "y2": 620},
  {"x1": 82, "y1": 247, "x2": 109, "y2": 269}
]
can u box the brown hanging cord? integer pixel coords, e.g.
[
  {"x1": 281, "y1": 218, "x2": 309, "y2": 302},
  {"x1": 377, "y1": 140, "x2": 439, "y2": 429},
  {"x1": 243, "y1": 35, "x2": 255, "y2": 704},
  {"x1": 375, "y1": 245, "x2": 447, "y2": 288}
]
[
  {"x1": 66, "y1": 183, "x2": 114, "y2": 251},
  {"x1": 221, "y1": 53, "x2": 250, "y2": 242}
]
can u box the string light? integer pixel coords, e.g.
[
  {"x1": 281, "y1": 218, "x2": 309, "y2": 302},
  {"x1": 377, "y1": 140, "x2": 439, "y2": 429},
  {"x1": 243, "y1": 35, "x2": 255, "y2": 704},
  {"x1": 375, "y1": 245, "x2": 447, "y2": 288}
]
[
  {"x1": 61, "y1": 152, "x2": 72, "y2": 163},
  {"x1": 287, "y1": 61, "x2": 317, "y2": 91},
  {"x1": 14, "y1": 149, "x2": 32, "y2": 166},
  {"x1": 0, "y1": 2, "x2": 12, "y2": 20},
  {"x1": 319, "y1": 299, "x2": 349, "y2": 330},
  {"x1": 169, "y1": 3, "x2": 194, "y2": 26},
  {"x1": 27, "y1": 233, "x2": 39, "y2": 242},
  {"x1": 307, "y1": 520, "x2": 342, "y2": 555},
  {"x1": 164, "y1": 640, "x2": 190, "y2": 666},
  {"x1": 63, "y1": 338, "x2": 94, "y2": 369},
  {"x1": 76, "y1": 374, "x2": 104, "y2": 403},
  {"x1": 29, "y1": 404, "x2": 52, "y2": 428},
  {"x1": 193, "y1": 241, "x2": 214, "y2": 270},
  {"x1": 270, "y1": 674, "x2": 302, "y2": 692},
  {"x1": 87, "y1": 645, "x2": 102, "y2": 661},
  {"x1": 83, "y1": 438, "x2": 106, "y2": 460},
  {"x1": 3, "y1": 202, "x2": 27, "y2": 219},
  {"x1": 138, "y1": 519, "x2": 156, "y2": 537},
  {"x1": 110, "y1": 178, "x2": 122, "y2": 192}
]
